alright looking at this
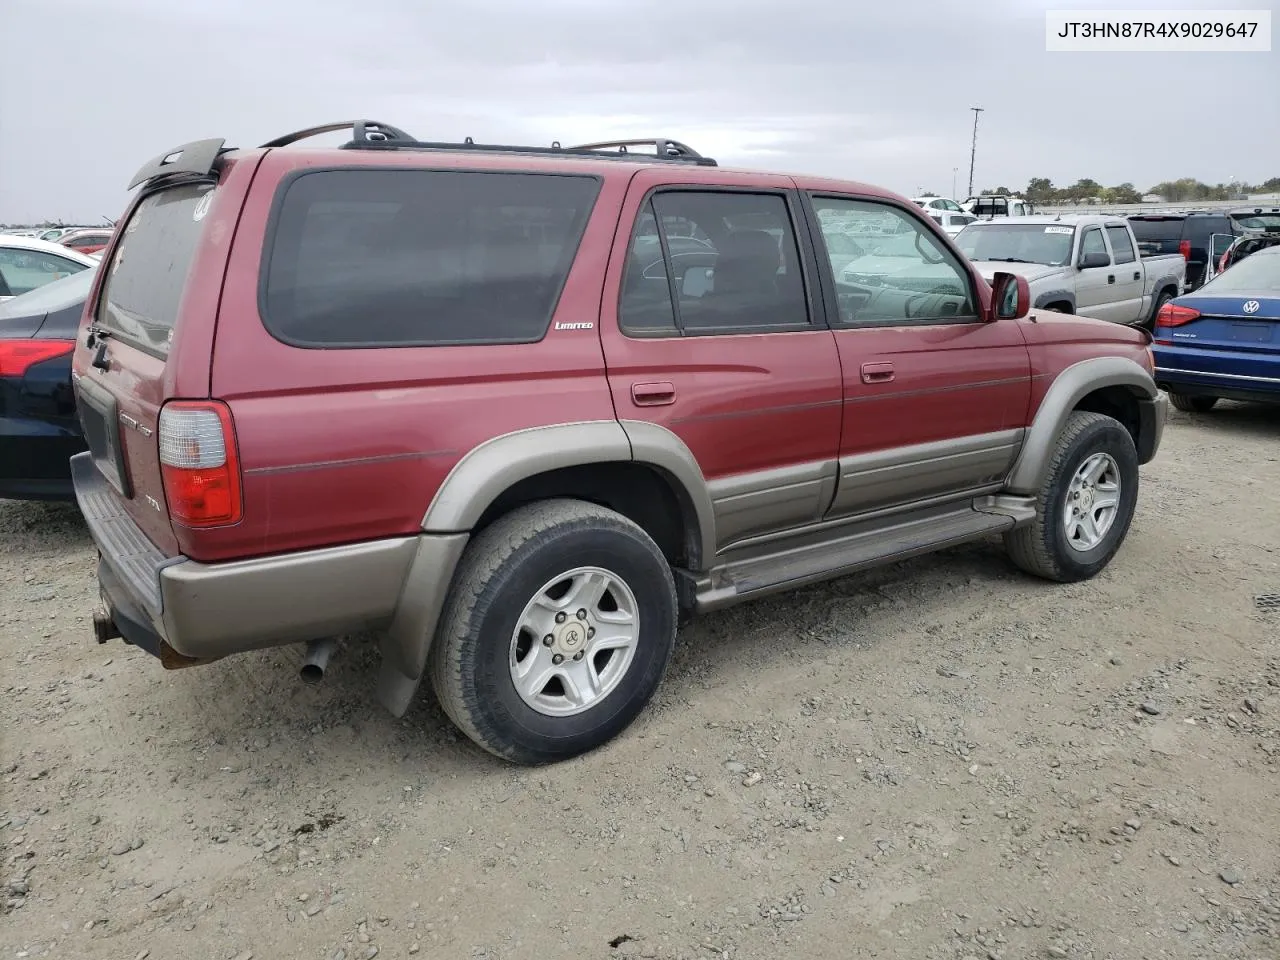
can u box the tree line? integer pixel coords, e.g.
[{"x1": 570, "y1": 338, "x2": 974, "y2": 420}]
[{"x1": 953, "y1": 176, "x2": 1280, "y2": 205}]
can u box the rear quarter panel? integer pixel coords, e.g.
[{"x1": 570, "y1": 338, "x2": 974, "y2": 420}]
[
  {"x1": 70, "y1": 154, "x2": 263, "y2": 556},
  {"x1": 202, "y1": 151, "x2": 627, "y2": 562}
]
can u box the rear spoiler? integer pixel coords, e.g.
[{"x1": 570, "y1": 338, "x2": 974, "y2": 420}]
[{"x1": 127, "y1": 138, "x2": 227, "y2": 190}]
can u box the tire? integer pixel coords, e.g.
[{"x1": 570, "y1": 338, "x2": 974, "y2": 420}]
[
  {"x1": 1004, "y1": 411, "x2": 1140, "y2": 583},
  {"x1": 428, "y1": 498, "x2": 678, "y2": 765},
  {"x1": 1145, "y1": 291, "x2": 1173, "y2": 331},
  {"x1": 1169, "y1": 392, "x2": 1218, "y2": 413}
]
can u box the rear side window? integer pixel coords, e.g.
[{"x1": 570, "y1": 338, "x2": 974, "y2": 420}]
[
  {"x1": 1105, "y1": 225, "x2": 1136, "y2": 263},
  {"x1": 97, "y1": 182, "x2": 212, "y2": 357},
  {"x1": 262, "y1": 170, "x2": 601, "y2": 347}
]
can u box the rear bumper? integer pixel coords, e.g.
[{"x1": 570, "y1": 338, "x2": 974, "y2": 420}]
[
  {"x1": 1154, "y1": 365, "x2": 1280, "y2": 402},
  {"x1": 71, "y1": 452, "x2": 463, "y2": 665},
  {"x1": 1137, "y1": 392, "x2": 1168, "y2": 464}
]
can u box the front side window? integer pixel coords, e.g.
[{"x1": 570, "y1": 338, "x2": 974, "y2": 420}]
[
  {"x1": 263, "y1": 169, "x2": 601, "y2": 347},
  {"x1": 0, "y1": 247, "x2": 91, "y2": 297},
  {"x1": 1080, "y1": 228, "x2": 1109, "y2": 262},
  {"x1": 811, "y1": 196, "x2": 975, "y2": 325},
  {"x1": 1105, "y1": 225, "x2": 1136, "y2": 264},
  {"x1": 618, "y1": 191, "x2": 810, "y2": 336}
]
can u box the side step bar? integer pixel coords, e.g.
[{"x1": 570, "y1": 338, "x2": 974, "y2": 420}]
[{"x1": 690, "y1": 505, "x2": 1019, "y2": 613}]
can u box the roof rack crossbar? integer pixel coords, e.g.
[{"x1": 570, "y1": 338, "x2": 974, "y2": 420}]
[
  {"x1": 260, "y1": 120, "x2": 416, "y2": 149},
  {"x1": 127, "y1": 138, "x2": 227, "y2": 190},
  {"x1": 568, "y1": 138, "x2": 705, "y2": 159}
]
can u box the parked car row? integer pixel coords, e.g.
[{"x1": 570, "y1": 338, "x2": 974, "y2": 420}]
[{"x1": 2, "y1": 226, "x2": 116, "y2": 255}]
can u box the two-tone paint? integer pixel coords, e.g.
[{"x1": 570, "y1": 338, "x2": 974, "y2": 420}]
[{"x1": 70, "y1": 140, "x2": 1167, "y2": 716}]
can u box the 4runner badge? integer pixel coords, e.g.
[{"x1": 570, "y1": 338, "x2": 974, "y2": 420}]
[{"x1": 554, "y1": 321, "x2": 594, "y2": 331}]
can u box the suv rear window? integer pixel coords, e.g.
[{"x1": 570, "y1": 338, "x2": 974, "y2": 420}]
[
  {"x1": 1128, "y1": 217, "x2": 1183, "y2": 242},
  {"x1": 261, "y1": 170, "x2": 601, "y2": 347},
  {"x1": 98, "y1": 182, "x2": 213, "y2": 357}
]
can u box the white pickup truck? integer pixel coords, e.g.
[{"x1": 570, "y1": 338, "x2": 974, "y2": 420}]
[{"x1": 952, "y1": 214, "x2": 1186, "y2": 327}]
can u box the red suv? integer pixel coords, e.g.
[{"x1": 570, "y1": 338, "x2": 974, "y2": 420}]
[{"x1": 72, "y1": 121, "x2": 1167, "y2": 764}]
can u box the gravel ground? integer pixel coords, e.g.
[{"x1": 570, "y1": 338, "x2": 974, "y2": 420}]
[{"x1": 3, "y1": 403, "x2": 1279, "y2": 960}]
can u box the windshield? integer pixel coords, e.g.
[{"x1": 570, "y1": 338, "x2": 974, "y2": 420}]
[
  {"x1": 1202, "y1": 249, "x2": 1280, "y2": 292},
  {"x1": 0, "y1": 262, "x2": 96, "y2": 317},
  {"x1": 954, "y1": 223, "x2": 1075, "y2": 266},
  {"x1": 1231, "y1": 212, "x2": 1280, "y2": 233}
]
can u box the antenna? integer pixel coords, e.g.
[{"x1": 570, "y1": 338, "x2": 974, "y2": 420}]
[{"x1": 967, "y1": 107, "x2": 984, "y2": 198}]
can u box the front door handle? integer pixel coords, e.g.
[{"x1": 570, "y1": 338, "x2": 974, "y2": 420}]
[
  {"x1": 631, "y1": 381, "x2": 676, "y2": 406},
  {"x1": 1107, "y1": 274, "x2": 1116, "y2": 284},
  {"x1": 860, "y1": 361, "x2": 895, "y2": 384}
]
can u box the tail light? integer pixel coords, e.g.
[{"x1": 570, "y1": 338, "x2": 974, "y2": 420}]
[
  {"x1": 1178, "y1": 239, "x2": 1191, "y2": 260},
  {"x1": 158, "y1": 400, "x2": 242, "y2": 527},
  {"x1": 0, "y1": 340, "x2": 74, "y2": 377},
  {"x1": 1155, "y1": 302, "x2": 1200, "y2": 328}
]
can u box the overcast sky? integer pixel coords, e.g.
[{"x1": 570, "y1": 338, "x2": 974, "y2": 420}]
[{"x1": 2, "y1": 0, "x2": 1277, "y2": 223}]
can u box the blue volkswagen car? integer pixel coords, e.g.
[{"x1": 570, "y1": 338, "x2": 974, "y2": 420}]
[{"x1": 1152, "y1": 245, "x2": 1280, "y2": 412}]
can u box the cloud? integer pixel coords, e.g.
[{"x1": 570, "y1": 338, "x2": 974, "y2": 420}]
[{"x1": 1, "y1": 0, "x2": 1276, "y2": 223}]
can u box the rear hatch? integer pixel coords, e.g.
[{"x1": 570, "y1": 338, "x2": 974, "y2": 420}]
[{"x1": 72, "y1": 178, "x2": 228, "y2": 555}]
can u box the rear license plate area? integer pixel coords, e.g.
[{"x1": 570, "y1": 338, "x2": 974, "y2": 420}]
[
  {"x1": 1228, "y1": 322, "x2": 1271, "y2": 343},
  {"x1": 74, "y1": 375, "x2": 132, "y2": 498}
]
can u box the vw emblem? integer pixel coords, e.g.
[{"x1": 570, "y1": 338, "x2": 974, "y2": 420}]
[{"x1": 1242, "y1": 300, "x2": 1260, "y2": 315}]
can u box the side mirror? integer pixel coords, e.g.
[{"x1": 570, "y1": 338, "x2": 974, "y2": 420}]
[
  {"x1": 1078, "y1": 251, "x2": 1110, "y2": 269},
  {"x1": 990, "y1": 271, "x2": 1030, "y2": 320}
]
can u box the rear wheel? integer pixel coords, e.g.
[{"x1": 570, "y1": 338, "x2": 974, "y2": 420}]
[
  {"x1": 1169, "y1": 392, "x2": 1218, "y2": 413},
  {"x1": 429, "y1": 499, "x2": 677, "y2": 765},
  {"x1": 1145, "y1": 291, "x2": 1174, "y2": 331},
  {"x1": 1005, "y1": 411, "x2": 1139, "y2": 583}
]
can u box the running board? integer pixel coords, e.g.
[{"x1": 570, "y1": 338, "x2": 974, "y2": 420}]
[{"x1": 691, "y1": 506, "x2": 1015, "y2": 613}]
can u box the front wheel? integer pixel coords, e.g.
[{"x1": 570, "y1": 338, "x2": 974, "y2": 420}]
[
  {"x1": 1005, "y1": 411, "x2": 1140, "y2": 583},
  {"x1": 429, "y1": 499, "x2": 677, "y2": 764},
  {"x1": 1169, "y1": 392, "x2": 1218, "y2": 413}
]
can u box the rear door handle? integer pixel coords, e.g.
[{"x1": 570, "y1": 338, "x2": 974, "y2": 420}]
[
  {"x1": 860, "y1": 361, "x2": 895, "y2": 384},
  {"x1": 1133, "y1": 271, "x2": 1141, "y2": 280},
  {"x1": 631, "y1": 381, "x2": 675, "y2": 406}
]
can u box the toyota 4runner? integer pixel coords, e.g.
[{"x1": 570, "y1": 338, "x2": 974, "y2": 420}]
[{"x1": 72, "y1": 121, "x2": 1168, "y2": 764}]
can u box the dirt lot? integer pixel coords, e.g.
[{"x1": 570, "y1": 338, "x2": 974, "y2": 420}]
[{"x1": 3, "y1": 404, "x2": 1279, "y2": 960}]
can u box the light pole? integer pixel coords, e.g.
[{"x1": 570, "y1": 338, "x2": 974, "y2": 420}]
[
  {"x1": 967, "y1": 107, "x2": 984, "y2": 198},
  {"x1": 952, "y1": 167, "x2": 958, "y2": 199}
]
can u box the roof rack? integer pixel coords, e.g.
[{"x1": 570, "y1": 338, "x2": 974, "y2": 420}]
[
  {"x1": 259, "y1": 120, "x2": 414, "y2": 149},
  {"x1": 257, "y1": 120, "x2": 717, "y2": 166}
]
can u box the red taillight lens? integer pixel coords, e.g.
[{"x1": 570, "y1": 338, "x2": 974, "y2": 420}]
[
  {"x1": 1178, "y1": 239, "x2": 1191, "y2": 260},
  {"x1": 1156, "y1": 302, "x2": 1200, "y2": 328},
  {"x1": 157, "y1": 400, "x2": 242, "y2": 527},
  {"x1": 0, "y1": 339, "x2": 74, "y2": 377}
]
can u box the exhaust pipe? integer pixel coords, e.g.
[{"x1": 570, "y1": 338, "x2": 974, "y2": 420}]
[
  {"x1": 93, "y1": 611, "x2": 121, "y2": 644},
  {"x1": 300, "y1": 638, "x2": 338, "y2": 685}
]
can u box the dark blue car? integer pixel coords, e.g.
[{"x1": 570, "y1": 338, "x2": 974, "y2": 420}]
[
  {"x1": 0, "y1": 267, "x2": 95, "y2": 500},
  {"x1": 1152, "y1": 245, "x2": 1280, "y2": 412}
]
